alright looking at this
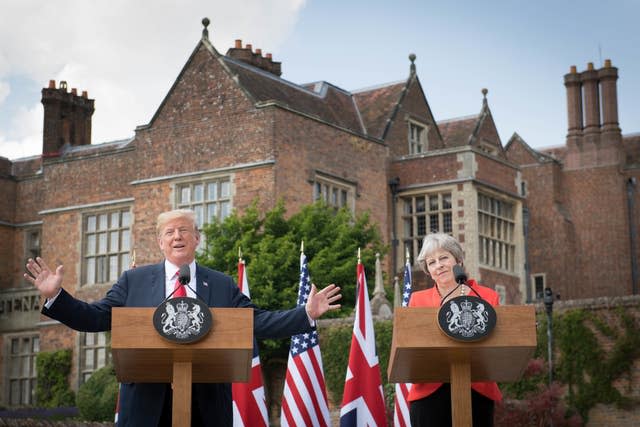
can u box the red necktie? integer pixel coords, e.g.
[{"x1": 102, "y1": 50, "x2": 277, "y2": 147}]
[{"x1": 173, "y1": 272, "x2": 187, "y2": 298}]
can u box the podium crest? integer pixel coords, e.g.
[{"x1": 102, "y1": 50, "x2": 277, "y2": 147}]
[
  {"x1": 437, "y1": 295, "x2": 497, "y2": 342},
  {"x1": 153, "y1": 297, "x2": 212, "y2": 343}
]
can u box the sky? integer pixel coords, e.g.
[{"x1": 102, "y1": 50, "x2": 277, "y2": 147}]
[{"x1": 1, "y1": 0, "x2": 638, "y2": 160}]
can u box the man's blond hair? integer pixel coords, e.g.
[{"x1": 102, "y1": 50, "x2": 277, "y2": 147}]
[{"x1": 156, "y1": 209, "x2": 199, "y2": 237}]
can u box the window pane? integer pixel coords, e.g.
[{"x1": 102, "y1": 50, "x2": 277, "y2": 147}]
[
  {"x1": 86, "y1": 235, "x2": 96, "y2": 255},
  {"x1": 110, "y1": 231, "x2": 119, "y2": 251},
  {"x1": 180, "y1": 187, "x2": 190, "y2": 204},
  {"x1": 208, "y1": 183, "x2": 218, "y2": 200},
  {"x1": 220, "y1": 201, "x2": 230, "y2": 219},
  {"x1": 109, "y1": 255, "x2": 119, "y2": 281},
  {"x1": 194, "y1": 205, "x2": 204, "y2": 227},
  {"x1": 207, "y1": 203, "x2": 217, "y2": 222},
  {"x1": 86, "y1": 258, "x2": 95, "y2": 283},
  {"x1": 98, "y1": 233, "x2": 107, "y2": 253},
  {"x1": 194, "y1": 184, "x2": 204, "y2": 202},
  {"x1": 87, "y1": 216, "x2": 96, "y2": 232},
  {"x1": 85, "y1": 333, "x2": 95, "y2": 346},
  {"x1": 429, "y1": 195, "x2": 439, "y2": 211},
  {"x1": 121, "y1": 230, "x2": 130, "y2": 251},
  {"x1": 429, "y1": 214, "x2": 439, "y2": 233},
  {"x1": 121, "y1": 253, "x2": 130, "y2": 271},
  {"x1": 443, "y1": 193, "x2": 452, "y2": 209},
  {"x1": 98, "y1": 214, "x2": 108, "y2": 230},
  {"x1": 122, "y1": 211, "x2": 131, "y2": 227},
  {"x1": 416, "y1": 197, "x2": 425, "y2": 213},
  {"x1": 417, "y1": 215, "x2": 426, "y2": 236},
  {"x1": 85, "y1": 349, "x2": 94, "y2": 369},
  {"x1": 110, "y1": 212, "x2": 120, "y2": 228},
  {"x1": 220, "y1": 181, "x2": 230, "y2": 197}
]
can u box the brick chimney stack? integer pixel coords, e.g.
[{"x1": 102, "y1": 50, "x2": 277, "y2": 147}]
[
  {"x1": 226, "y1": 40, "x2": 282, "y2": 77},
  {"x1": 563, "y1": 61, "x2": 622, "y2": 169},
  {"x1": 41, "y1": 80, "x2": 95, "y2": 157}
]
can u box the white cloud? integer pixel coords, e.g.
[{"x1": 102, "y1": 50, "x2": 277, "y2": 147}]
[
  {"x1": 0, "y1": 0, "x2": 306, "y2": 159},
  {"x1": 0, "y1": 103, "x2": 42, "y2": 159},
  {"x1": 0, "y1": 80, "x2": 9, "y2": 105}
]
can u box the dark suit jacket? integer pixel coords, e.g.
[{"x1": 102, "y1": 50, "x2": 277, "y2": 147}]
[{"x1": 43, "y1": 262, "x2": 312, "y2": 426}]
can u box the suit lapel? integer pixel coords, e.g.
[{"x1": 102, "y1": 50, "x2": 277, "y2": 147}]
[
  {"x1": 149, "y1": 263, "x2": 166, "y2": 306},
  {"x1": 196, "y1": 264, "x2": 212, "y2": 305}
]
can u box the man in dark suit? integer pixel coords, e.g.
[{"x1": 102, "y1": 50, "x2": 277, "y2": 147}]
[{"x1": 25, "y1": 209, "x2": 342, "y2": 426}]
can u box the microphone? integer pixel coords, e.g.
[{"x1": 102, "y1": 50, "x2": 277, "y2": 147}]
[
  {"x1": 178, "y1": 264, "x2": 191, "y2": 286},
  {"x1": 453, "y1": 264, "x2": 467, "y2": 284}
]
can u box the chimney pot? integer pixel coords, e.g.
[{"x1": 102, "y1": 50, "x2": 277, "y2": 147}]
[
  {"x1": 48, "y1": 80, "x2": 56, "y2": 89},
  {"x1": 71, "y1": 88, "x2": 77, "y2": 95},
  {"x1": 266, "y1": 53, "x2": 272, "y2": 60},
  {"x1": 60, "y1": 81, "x2": 67, "y2": 91},
  {"x1": 587, "y1": 62, "x2": 594, "y2": 70},
  {"x1": 256, "y1": 48, "x2": 262, "y2": 55},
  {"x1": 604, "y1": 59, "x2": 612, "y2": 68},
  {"x1": 235, "y1": 39, "x2": 242, "y2": 48},
  {"x1": 82, "y1": 90, "x2": 88, "y2": 98},
  {"x1": 570, "y1": 65, "x2": 577, "y2": 74},
  {"x1": 246, "y1": 43, "x2": 252, "y2": 52}
]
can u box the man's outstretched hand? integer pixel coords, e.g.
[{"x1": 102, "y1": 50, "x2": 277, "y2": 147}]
[
  {"x1": 305, "y1": 283, "x2": 342, "y2": 320},
  {"x1": 24, "y1": 257, "x2": 64, "y2": 299}
]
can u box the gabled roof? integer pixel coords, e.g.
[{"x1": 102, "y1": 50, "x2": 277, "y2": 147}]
[
  {"x1": 505, "y1": 132, "x2": 559, "y2": 164},
  {"x1": 352, "y1": 81, "x2": 406, "y2": 140},
  {"x1": 223, "y1": 56, "x2": 367, "y2": 136},
  {"x1": 438, "y1": 115, "x2": 478, "y2": 147}
]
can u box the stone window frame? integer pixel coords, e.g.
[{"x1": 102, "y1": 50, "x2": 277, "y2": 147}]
[
  {"x1": 22, "y1": 227, "x2": 41, "y2": 286},
  {"x1": 533, "y1": 273, "x2": 546, "y2": 300},
  {"x1": 4, "y1": 333, "x2": 39, "y2": 407},
  {"x1": 408, "y1": 120, "x2": 429, "y2": 155},
  {"x1": 312, "y1": 172, "x2": 356, "y2": 213},
  {"x1": 478, "y1": 192, "x2": 516, "y2": 272},
  {"x1": 78, "y1": 331, "x2": 111, "y2": 385},
  {"x1": 82, "y1": 208, "x2": 132, "y2": 286},
  {"x1": 401, "y1": 190, "x2": 453, "y2": 265},
  {"x1": 174, "y1": 175, "x2": 233, "y2": 251}
]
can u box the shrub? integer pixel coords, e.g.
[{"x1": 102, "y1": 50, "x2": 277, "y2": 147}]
[{"x1": 76, "y1": 364, "x2": 118, "y2": 422}]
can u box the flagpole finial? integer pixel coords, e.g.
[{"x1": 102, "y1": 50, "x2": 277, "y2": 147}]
[
  {"x1": 405, "y1": 247, "x2": 410, "y2": 263},
  {"x1": 357, "y1": 247, "x2": 361, "y2": 263},
  {"x1": 300, "y1": 240, "x2": 304, "y2": 254},
  {"x1": 238, "y1": 246, "x2": 243, "y2": 261}
]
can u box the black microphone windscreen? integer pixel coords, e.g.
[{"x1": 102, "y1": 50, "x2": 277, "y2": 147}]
[
  {"x1": 178, "y1": 264, "x2": 190, "y2": 285},
  {"x1": 453, "y1": 264, "x2": 467, "y2": 284}
]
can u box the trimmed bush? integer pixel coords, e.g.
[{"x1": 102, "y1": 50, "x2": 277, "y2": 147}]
[{"x1": 76, "y1": 364, "x2": 118, "y2": 422}]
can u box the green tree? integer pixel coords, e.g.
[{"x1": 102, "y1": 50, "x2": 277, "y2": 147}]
[
  {"x1": 76, "y1": 364, "x2": 118, "y2": 421},
  {"x1": 197, "y1": 201, "x2": 387, "y2": 359}
]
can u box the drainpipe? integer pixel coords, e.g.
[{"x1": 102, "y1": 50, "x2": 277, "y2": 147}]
[
  {"x1": 627, "y1": 177, "x2": 638, "y2": 294},
  {"x1": 389, "y1": 177, "x2": 400, "y2": 278}
]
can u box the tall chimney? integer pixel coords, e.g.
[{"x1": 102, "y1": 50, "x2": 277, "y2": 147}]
[
  {"x1": 598, "y1": 59, "x2": 620, "y2": 134},
  {"x1": 581, "y1": 62, "x2": 601, "y2": 135},
  {"x1": 41, "y1": 80, "x2": 95, "y2": 157},
  {"x1": 564, "y1": 65, "x2": 583, "y2": 138}
]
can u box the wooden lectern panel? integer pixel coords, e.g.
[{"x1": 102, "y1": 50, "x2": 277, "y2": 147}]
[
  {"x1": 111, "y1": 307, "x2": 253, "y2": 383},
  {"x1": 388, "y1": 305, "x2": 536, "y2": 383}
]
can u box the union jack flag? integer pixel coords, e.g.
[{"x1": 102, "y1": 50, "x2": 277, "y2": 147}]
[
  {"x1": 280, "y1": 250, "x2": 332, "y2": 426},
  {"x1": 232, "y1": 257, "x2": 269, "y2": 427},
  {"x1": 339, "y1": 258, "x2": 387, "y2": 426},
  {"x1": 393, "y1": 255, "x2": 413, "y2": 426}
]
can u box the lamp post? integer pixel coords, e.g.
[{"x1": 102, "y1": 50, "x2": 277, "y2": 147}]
[
  {"x1": 543, "y1": 287, "x2": 554, "y2": 386},
  {"x1": 388, "y1": 177, "x2": 400, "y2": 277}
]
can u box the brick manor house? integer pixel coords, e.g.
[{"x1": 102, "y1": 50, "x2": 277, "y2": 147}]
[{"x1": 1, "y1": 20, "x2": 638, "y2": 408}]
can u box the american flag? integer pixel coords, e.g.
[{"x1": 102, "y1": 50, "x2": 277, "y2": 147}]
[
  {"x1": 339, "y1": 259, "x2": 387, "y2": 426},
  {"x1": 280, "y1": 251, "x2": 332, "y2": 427},
  {"x1": 393, "y1": 256, "x2": 413, "y2": 427},
  {"x1": 232, "y1": 258, "x2": 269, "y2": 427}
]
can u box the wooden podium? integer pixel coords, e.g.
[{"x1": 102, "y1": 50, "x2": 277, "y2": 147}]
[
  {"x1": 388, "y1": 306, "x2": 537, "y2": 427},
  {"x1": 111, "y1": 307, "x2": 253, "y2": 427}
]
